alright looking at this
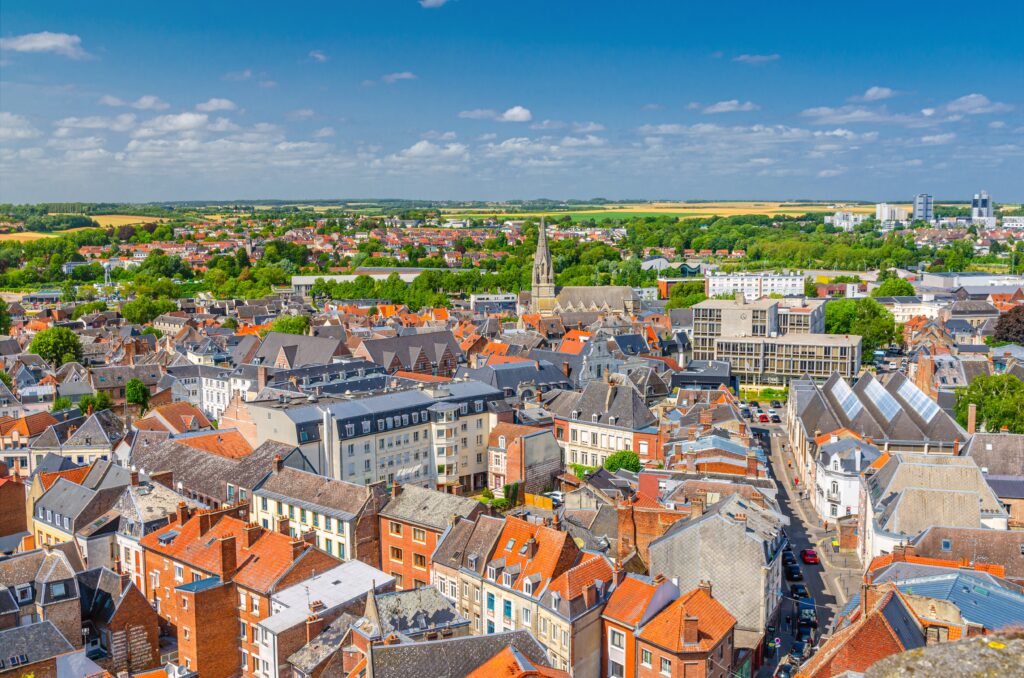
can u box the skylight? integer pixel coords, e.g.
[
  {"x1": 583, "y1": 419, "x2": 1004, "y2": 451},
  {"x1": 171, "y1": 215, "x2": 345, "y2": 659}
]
[
  {"x1": 897, "y1": 380, "x2": 939, "y2": 422},
  {"x1": 831, "y1": 378, "x2": 862, "y2": 419},
  {"x1": 865, "y1": 379, "x2": 900, "y2": 422}
]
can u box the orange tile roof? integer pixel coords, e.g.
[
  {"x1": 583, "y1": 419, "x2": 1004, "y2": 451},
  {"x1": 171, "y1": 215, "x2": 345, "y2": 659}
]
[
  {"x1": 867, "y1": 553, "x2": 1005, "y2": 578},
  {"x1": 628, "y1": 491, "x2": 662, "y2": 509},
  {"x1": 638, "y1": 588, "x2": 735, "y2": 653},
  {"x1": 39, "y1": 464, "x2": 92, "y2": 491},
  {"x1": 481, "y1": 342, "x2": 511, "y2": 356},
  {"x1": 237, "y1": 322, "x2": 271, "y2": 336},
  {"x1": 175, "y1": 430, "x2": 254, "y2": 459},
  {"x1": 563, "y1": 329, "x2": 592, "y2": 342},
  {"x1": 603, "y1": 575, "x2": 660, "y2": 626},
  {"x1": 488, "y1": 422, "x2": 547, "y2": 446},
  {"x1": 639, "y1": 354, "x2": 682, "y2": 372},
  {"x1": 814, "y1": 428, "x2": 864, "y2": 446},
  {"x1": 485, "y1": 355, "x2": 530, "y2": 365},
  {"x1": 431, "y1": 308, "x2": 450, "y2": 321},
  {"x1": 466, "y1": 646, "x2": 569, "y2": 678},
  {"x1": 546, "y1": 552, "x2": 613, "y2": 601},
  {"x1": 393, "y1": 371, "x2": 451, "y2": 383},
  {"x1": 137, "y1": 401, "x2": 212, "y2": 434},
  {"x1": 558, "y1": 339, "x2": 586, "y2": 355},
  {"x1": 492, "y1": 516, "x2": 578, "y2": 594},
  {"x1": 0, "y1": 411, "x2": 59, "y2": 437}
]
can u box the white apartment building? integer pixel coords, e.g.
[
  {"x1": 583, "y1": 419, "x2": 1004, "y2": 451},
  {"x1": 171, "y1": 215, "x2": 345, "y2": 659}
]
[
  {"x1": 704, "y1": 271, "x2": 805, "y2": 299},
  {"x1": 825, "y1": 211, "x2": 868, "y2": 231},
  {"x1": 812, "y1": 435, "x2": 880, "y2": 520},
  {"x1": 875, "y1": 203, "x2": 909, "y2": 222}
]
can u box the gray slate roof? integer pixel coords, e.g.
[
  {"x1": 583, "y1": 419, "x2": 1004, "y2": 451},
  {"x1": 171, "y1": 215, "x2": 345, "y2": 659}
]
[
  {"x1": 0, "y1": 621, "x2": 74, "y2": 665},
  {"x1": 379, "y1": 484, "x2": 482, "y2": 532},
  {"x1": 364, "y1": 629, "x2": 549, "y2": 678}
]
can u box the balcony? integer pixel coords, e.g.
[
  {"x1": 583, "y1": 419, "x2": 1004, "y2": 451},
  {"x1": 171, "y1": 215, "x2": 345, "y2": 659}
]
[{"x1": 827, "y1": 490, "x2": 841, "y2": 503}]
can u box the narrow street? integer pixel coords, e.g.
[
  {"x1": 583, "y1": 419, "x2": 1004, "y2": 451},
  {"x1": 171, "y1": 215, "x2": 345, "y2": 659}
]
[{"x1": 752, "y1": 421, "x2": 863, "y2": 677}]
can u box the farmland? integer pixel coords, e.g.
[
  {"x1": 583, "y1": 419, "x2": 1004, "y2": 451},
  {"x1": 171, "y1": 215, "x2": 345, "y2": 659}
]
[
  {"x1": 438, "y1": 200, "x2": 885, "y2": 221},
  {"x1": 0, "y1": 231, "x2": 61, "y2": 242}
]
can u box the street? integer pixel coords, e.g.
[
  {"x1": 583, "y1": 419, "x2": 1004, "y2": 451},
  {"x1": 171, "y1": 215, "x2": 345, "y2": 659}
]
[{"x1": 752, "y1": 421, "x2": 863, "y2": 677}]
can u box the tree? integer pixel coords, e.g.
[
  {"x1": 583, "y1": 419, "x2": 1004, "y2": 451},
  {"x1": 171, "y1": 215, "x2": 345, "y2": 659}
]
[
  {"x1": 871, "y1": 277, "x2": 915, "y2": 298},
  {"x1": 121, "y1": 297, "x2": 176, "y2": 325},
  {"x1": 666, "y1": 280, "x2": 707, "y2": 309},
  {"x1": 79, "y1": 390, "x2": 113, "y2": 413},
  {"x1": 604, "y1": 450, "x2": 642, "y2": 473},
  {"x1": 51, "y1": 396, "x2": 72, "y2": 412},
  {"x1": 0, "y1": 303, "x2": 10, "y2": 335},
  {"x1": 125, "y1": 378, "x2": 150, "y2": 412},
  {"x1": 221, "y1": 317, "x2": 239, "y2": 330},
  {"x1": 141, "y1": 326, "x2": 162, "y2": 338},
  {"x1": 825, "y1": 298, "x2": 899, "y2": 361},
  {"x1": 955, "y1": 374, "x2": 1024, "y2": 434},
  {"x1": 804, "y1": 277, "x2": 818, "y2": 298},
  {"x1": 993, "y1": 306, "x2": 1024, "y2": 345},
  {"x1": 30, "y1": 327, "x2": 83, "y2": 366},
  {"x1": 0, "y1": 371, "x2": 11, "y2": 390},
  {"x1": 260, "y1": 314, "x2": 310, "y2": 337}
]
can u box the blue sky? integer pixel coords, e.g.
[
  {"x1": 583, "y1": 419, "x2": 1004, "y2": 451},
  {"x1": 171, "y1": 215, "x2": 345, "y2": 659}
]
[{"x1": 1, "y1": 0, "x2": 1021, "y2": 203}]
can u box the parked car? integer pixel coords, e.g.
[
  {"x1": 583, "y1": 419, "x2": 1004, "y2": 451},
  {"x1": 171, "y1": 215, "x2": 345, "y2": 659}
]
[
  {"x1": 782, "y1": 551, "x2": 797, "y2": 566},
  {"x1": 789, "y1": 640, "x2": 807, "y2": 661},
  {"x1": 790, "y1": 583, "x2": 810, "y2": 598},
  {"x1": 771, "y1": 414, "x2": 782, "y2": 423},
  {"x1": 759, "y1": 413, "x2": 770, "y2": 423},
  {"x1": 797, "y1": 622, "x2": 816, "y2": 645},
  {"x1": 749, "y1": 401, "x2": 761, "y2": 409},
  {"x1": 774, "y1": 664, "x2": 795, "y2": 678},
  {"x1": 785, "y1": 564, "x2": 804, "y2": 581},
  {"x1": 771, "y1": 400, "x2": 783, "y2": 408},
  {"x1": 542, "y1": 491, "x2": 564, "y2": 506},
  {"x1": 768, "y1": 409, "x2": 778, "y2": 417},
  {"x1": 800, "y1": 549, "x2": 820, "y2": 565}
]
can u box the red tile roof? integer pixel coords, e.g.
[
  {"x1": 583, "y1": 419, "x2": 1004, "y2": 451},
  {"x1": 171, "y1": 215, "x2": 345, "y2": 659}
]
[
  {"x1": 546, "y1": 552, "x2": 613, "y2": 601},
  {"x1": 603, "y1": 575, "x2": 660, "y2": 626},
  {"x1": 492, "y1": 517, "x2": 578, "y2": 594},
  {"x1": 393, "y1": 371, "x2": 451, "y2": 383},
  {"x1": 175, "y1": 430, "x2": 254, "y2": 459},
  {"x1": 466, "y1": 646, "x2": 569, "y2": 678},
  {"x1": 0, "y1": 411, "x2": 59, "y2": 437},
  {"x1": 638, "y1": 588, "x2": 735, "y2": 653},
  {"x1": 39, "y1": 464, "x2": 92, "y2": 490}
]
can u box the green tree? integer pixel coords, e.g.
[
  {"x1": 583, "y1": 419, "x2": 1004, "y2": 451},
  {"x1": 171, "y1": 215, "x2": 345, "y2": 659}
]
[
  {"x1": 121, "y1": 297, "x2": 177, "y2": 325},
  {"x1": 30, "y1": 327, "x2": 83, "y2": 366},
  {"x1": 825, "y1": 298, "x2": 898, "y2": 361},
  {"x1": 993, "y1": 306, "x2": 1024, "y2": 345},
  {"x1": 125, "y1": 378, "x2": 150, "y2": 412},
  {"x1": 51, "y1": 396, "x2": 73, "y2": 412},
  {"x1": 141, "y1": 326, "x2": 163, "y2": 338},
  {"x1": 665, "y1": 280, "x2": 707, "y2": 309},
  {"x1": 0, "y1": 304, "x2": 8, "y2": 336},
  {"x1": 871, "y1": 277, "x2": 915, "y2": 298},
  {"x1": 603, "y1": 450, "x2": 642, "y2": 473},
  {"x1": 955, "y1": 374, "x2": 1024, "y2": 434},
  {"x1": 0, "y1": 371, "x2": 11, "y2": 390},
  {"x1": 260, "y1": 314, "x2": 310, "y2": 337},
  {"x1": 221, "y1": 317, "x2": 239, "y2": 329},
  {"x1": 79, "y1": 390, "x2": 114, "y2": 413}
]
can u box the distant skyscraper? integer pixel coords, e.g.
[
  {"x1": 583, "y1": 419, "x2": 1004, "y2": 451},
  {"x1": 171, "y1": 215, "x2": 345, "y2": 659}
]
[
  {"x1": 972, "y1": 190, "x2": 994, "y2": 219},
  {"x1": 912, "y1": 193, "x2": 933, "y2": 222}
]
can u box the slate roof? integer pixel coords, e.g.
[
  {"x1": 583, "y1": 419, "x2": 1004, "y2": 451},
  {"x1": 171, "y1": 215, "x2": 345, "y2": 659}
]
[
  {"x1": 0, "y1": 621, "x2": 74, "y2": 666},
  {"x1": 252, "y1": 331, "x2": 346, "y2": 368},
  {"x1": 546, "y1": 375, "x2": 657, "y2": 430},
  {"x1": 254, "y1": 466, "x2": 376, "y2": 521},
  {"x1": 911, "y1": 527, "x2": 1024, "y2": 582},
  {"x1": 62, "y1": 410, "x2": 125, "y2": 449},
  {"x1": 963, "y1": 433, "x2": 1024, "y2": 476},
  {"x1": 287, "y1": 611, "x2": 360, "y2": 674},
  {"x1": 432, "y1": 515, "x2": 505, "y2": 576},
  {"x1": 357, "y1": 330, "x2": 463, "y2": 370},
  {"x1": 379, "y1": 484, "x2": 482, "y2": 532},
  {"x1": 362, "y1": 586, "x2": 469, "y2": 639},
  {"x1": 363, "y1": 629, "x2": 549, "y2": 678}
]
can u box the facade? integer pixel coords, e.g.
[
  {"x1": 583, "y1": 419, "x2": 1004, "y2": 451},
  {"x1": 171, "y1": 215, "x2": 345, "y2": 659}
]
[
  {"x1": 875, "y1": 203, "x2": 909, "y2": 222},
  {"x1": 252, "y1": 463, "x2": 389, "y2": 565},
  {"x1": 912, "y1": 193, "x2": 934, "y2": 222},
  {"x1": 602, "y1": 574, "x2": 680, "y2": 678},
  {"x1": 487, "y1": 423, "x2": 563, "y2": 497},
  {"x1": 972, "y1": 190, "x2": 994, "y2": 219},
  {"x1": 704, "y1": 272, "x2": 804, "y2": 299},
  {"x1": 378, "y1": 483, "x2": 484, "y2": 591},
  {"x1": 811, "y1": 433, "x2": 880, "y2": 520},
  {"x1": 633, "y1": 587, "x2": 736, "y2": 678}
]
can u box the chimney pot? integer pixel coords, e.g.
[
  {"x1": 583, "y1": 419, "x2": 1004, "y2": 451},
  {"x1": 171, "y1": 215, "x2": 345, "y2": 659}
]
[
  {"x1": 273, "y1": 454, "x2": 284, "y2": 473},
  {"x1": 683, "y1": 615, "x2": 699, "y2": 645}
]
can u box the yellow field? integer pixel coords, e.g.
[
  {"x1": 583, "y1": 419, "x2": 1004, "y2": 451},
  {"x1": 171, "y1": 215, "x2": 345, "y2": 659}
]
[
  {"x1": 0, "y1": 232, "x2": 60, "y2": 242},
  {"x1": 439, "y1": 201, "x2": 886, "y2": 220},
  {"x1": 49, "y1": 213, "x2": 169, "y2": 227}
]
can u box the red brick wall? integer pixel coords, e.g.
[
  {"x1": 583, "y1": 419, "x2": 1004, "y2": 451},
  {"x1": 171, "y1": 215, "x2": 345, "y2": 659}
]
[
  {"x1": 0, "y1": 477, "x2": 27, "y2": 537},
  {"x1": 178, "y1": 581, "x2": 240, "y2": 678},
  {"x1": 106, "y1": 584, "x2": 161, "y2": 674},
  {"x1": 378, "y1": 516, "x2": 439, "y2": 590},
  {"x1": 617, "y1": 503, "x2": 690, "y2": 566}
]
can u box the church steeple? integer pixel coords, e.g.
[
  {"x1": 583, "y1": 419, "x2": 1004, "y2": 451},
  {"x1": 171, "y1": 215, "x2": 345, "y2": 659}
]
[{"x1": 531, "y1": 218, "x2": 556, "y2": 313}]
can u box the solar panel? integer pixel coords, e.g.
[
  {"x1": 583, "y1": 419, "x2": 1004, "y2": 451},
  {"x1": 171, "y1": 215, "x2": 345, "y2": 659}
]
[
  {"x1": 865, "y1": 379, "x2": 900, "y2": 421},
  {"x1": 831, "y1": 378, "x2": 863, "y2": 419},
  {"x1": 898, "y1": 380, "x2": 940, "y2": 422}
]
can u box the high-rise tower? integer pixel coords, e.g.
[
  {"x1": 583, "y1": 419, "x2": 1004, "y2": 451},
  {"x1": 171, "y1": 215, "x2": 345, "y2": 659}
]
[{"x1": 531, "y1": 218, "x2": 556, "y2": 313}]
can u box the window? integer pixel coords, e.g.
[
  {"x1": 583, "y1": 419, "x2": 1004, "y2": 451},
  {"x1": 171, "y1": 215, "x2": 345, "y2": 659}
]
[
  {"x1": 390, "y1": 521, "x2": 403, "y2": 536},
  {"x1": 239, "y1": 591, "x2": 247, "y2": 609},
  {"x1": 413, "y1": 553, "x2": 427, "y2": 569},
  {"x1": 641, "y1": 649, "x2": 653, "y2": 667},
  {"x1": 503, "y1": 599, "x2": 512, "y2": 620},
  {"x1": 609, "y1": 660, "x2": 624, "y2": 678},
  {"x1": 260, "y1": 496, "x2": 268, "y2": 511},
  {"x1": 463, "y1": 582, "x2": 469, "y2": 599},
  {"x1": 522, "y1": 607, "x2": 531, "y2": 624},
  {"x1": 412, "y1": 528, "x2": 426, "y2": 543},
  {"x1": 610, "y1": 629, "x2": 625, "y2": 649},
  {"x1": 239, "y1": 620, "x2": 247, "y2": 638},
  {"x1": 660, "y1": 657, "x2": 671, "y2": 676},
  {"x1": 390, "y1": 546, "x2": 403, "y2": 562},
  {"x1": 174, "y1": 565, "x2": 183, "y2": 582},
  {"x1": 183, "y1": 626, "x2": 190, "y2": 640},
  {"x1": 251, "y1": 596, "x2": 259, "y2": 614},
  {"x1": 941, "y1": 539, "x2": 953, "y2": 551},
  {"x1": 487, "y1": 592, "x2": 495, "y2": 612}
]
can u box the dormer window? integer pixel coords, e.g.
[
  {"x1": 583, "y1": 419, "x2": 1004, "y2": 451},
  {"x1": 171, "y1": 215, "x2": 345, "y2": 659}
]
[
  {"x1": 503, "y1": 572, "x2": 514, "y2": 587},
  {"x1": 487, "y1": 566, "x2": 497, "y2": 580},
  {"x1": 592, "y1": 414, "x2": 599, "y2": 423},
  {"x1": 571, "y1": 411, "x2": 579, "y2": 420},
  {"x1": 524, "y1": 580, "x2": 534, "y2": 595},
  {"x1": 498, "y1": 436, "x2": 506, "y2": 449}
]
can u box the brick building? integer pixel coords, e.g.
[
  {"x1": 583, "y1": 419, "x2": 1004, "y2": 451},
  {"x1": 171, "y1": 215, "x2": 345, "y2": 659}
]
[
  {"x1": 78, "y1": 567, "x2": 161, "y2": 674},
  {"x1": 378, "y1": 483, "x2": 484, "y2": 590},
  {"x1": 615, "y1": 493, "x2": 690, "y2": 569},
  {"x1": 140, "y1": 503, "x2": 341, "y2": 678},
  {"x1": 487, "y1": 423, "x2": 563, "y2": 498},
  {"x1": 0, "y1": 462, "x2": 27, "y2": 537},
  {"x1": 602, "y1": 574, "x2": 680, "y2": 678},
  {"x1": 635, "y1": 585, "x2": 735, "y2": 678}
]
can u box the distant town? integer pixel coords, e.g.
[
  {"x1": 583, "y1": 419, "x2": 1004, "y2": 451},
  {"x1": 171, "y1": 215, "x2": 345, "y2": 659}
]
[{"x1": 0, "y1": 192, "x2": 1021, "y2": 678}]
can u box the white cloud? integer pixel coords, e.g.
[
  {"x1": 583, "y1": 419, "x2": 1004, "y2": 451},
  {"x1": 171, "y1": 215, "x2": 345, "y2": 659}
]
[
  {"x1": 921, "y1": 108, "x2": 936, "y2": 117},
  {"x1": 817, "y1": 168, "x2": 846, "y2": 178},
  {"x1": 920, "y1": 132, "x2": 955, "y2": 145},
  {"x1": 386, "y1": 140, "x2": 469, "y2": 166},
  {"x1": 382, "y1": 71, "x2": 417, "y2": 84},
  {"x1": 99, "y1": 95, "x2": 170, "y2": 111},
  {"x1": 572, "y1": 121, "x2": 605, "y2": 133},
  {"x1": 207, "y1": 117, "x2": 239, "y2": 132},
  {"x1": 0, "y1": 112, "x2": 42, "y2": 141},
  {"x1": 420, "y1": 0, "x2": 450, "y2": 7},
  {"x1": 196, "y1": 98, "x2": 237, "y2": 112},
  {"x1": 733, "y1": 53, "x2": 780, "y2": 64},
  {"x1": 131, "y1": 112, "x2": 209, "y2": 138},
  {"x1": 313, "y1": 126, "x2": 336, "y2": 138},
  {"x1": 258, "y1": 80, "x2": 277, "y2": 88},
  {"x1": 308, "y1": 50, "x2": 328, "y2": 63},
  {"x1": 459, "y1": 108, "x2": 497, "y2": 120},
  {"x1": 498, "y1": 106, "x2": 532, "y2": 122},
  {"x1": 989, "y1": 121, "x2": 1006, "y2": 129},
  {"x1": 703, "y1": 100, "x2": 760, "y2": 114},
  {"x1": 54, "y1": 113, "x2": 136, "y2": 133},
  {"x1": 945, "y1": 93, "x2": 1012, "y2": 115},
  {"x1": 637, "y1": 124, "x2": 689, "y2": 135},
  {"x1": 530, "y1": 120, "x2": 565, "y2": 130},
  {"x1": 0, "y1": 31, "x2": 90, "y2": 59},
  {"x1": 560, "y1": 134, "x2": 606, "y2": 147},
  {"x1": 223, "y1": 69, "x2": 253, "y2": 81},
  {"x1": 853, "y1": 86, "x2": 896, "y2": 102},
  {"x1": 799, "y1": 105, "x2": 914, "y2": 125},
  {"x1": 287, "y1": 109, "x2": 315, "y2": 120},
  {"x1": 422, "y1": 130, "x2": 457, "y2": 141}
]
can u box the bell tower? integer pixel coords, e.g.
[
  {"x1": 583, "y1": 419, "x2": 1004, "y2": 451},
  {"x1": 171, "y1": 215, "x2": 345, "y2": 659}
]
[{"x1": 531, "y1": 218, "x2": 556, "y2": 313}]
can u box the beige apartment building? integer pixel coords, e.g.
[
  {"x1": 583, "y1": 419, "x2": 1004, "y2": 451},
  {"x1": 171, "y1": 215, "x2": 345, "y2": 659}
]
[{"x1": 693, "y1": 297, "x2": 859, "y2": 384}]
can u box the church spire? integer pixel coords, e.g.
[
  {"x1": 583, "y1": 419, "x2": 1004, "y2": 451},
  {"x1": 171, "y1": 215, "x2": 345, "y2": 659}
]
[{"x1": 531, "y1": 217, "x2": 555, "y2": 312}]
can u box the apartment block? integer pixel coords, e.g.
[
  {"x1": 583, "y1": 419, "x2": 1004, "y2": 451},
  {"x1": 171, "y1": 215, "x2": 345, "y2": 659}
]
[{"x1": 703, "y1": 272, "x2": 804, "y2": 299}]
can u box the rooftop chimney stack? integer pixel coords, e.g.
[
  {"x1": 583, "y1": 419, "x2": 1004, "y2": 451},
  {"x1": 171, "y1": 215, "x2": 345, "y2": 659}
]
[
  {"x1": 683, "y1": 615, "x2": 699, "y2": 645},
  {"x1": 219, "y1": 535, "x2": 237, "y2": 581},
  {"x1": 967, "y1": 403, "x2": 977, "y2": 435}
]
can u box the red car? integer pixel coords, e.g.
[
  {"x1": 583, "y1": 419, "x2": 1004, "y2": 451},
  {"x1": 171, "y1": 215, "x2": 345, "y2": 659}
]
[
  {"x1": 800, "y1": 549, "x2": 820, "y2": 565},
  {"x1": 758, "y1": 413, "x2": 770, "y2": 422}
]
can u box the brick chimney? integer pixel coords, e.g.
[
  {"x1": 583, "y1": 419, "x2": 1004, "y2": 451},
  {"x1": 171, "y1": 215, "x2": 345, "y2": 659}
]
[
  {"x1": 562, "y1": 361, "x2": 571, "y2": 378},
  {"x1": 302, "y1": 529, "x2": 316, "y2": 546},
  {"x1": 243, "y1": 523, "x2": 262, "y2": 547},
  {"x1": 524, "y1": 537, "x2": 537, "y2": 560},
  {"x1": 682, "y1": 615, "x2": 699, "y2": 645},
  {"x1": 745, "y1": 451, "x2": 759, "y2": 478},
  {"x1": 198, "y1": 510, "x2": 215, "y2": 537},
  {"x1": 582, "y1": 583, "x2": 597, "y2": 607},
  {"x1": 273, "y1": 454, "x2": 284, "y2": 474},
  {"x1": 276, "y1": 515, "x2": 291, "y2": 536},
  {"x1": 257, "y1": 365, "x2": 267, "y2": 392},
  {"x1": 150, "y1": 470, "x2": 174, "y2": 489},
  {"x1": 391, "y1": 482, "x2": 402, "y2": 498},
  {"x1": 688, "y1": 425, "x2": 697, "y2": 442},
  {"x1": 290, "y1": 540, "x2": 307, "y2": 562},
  {"x1": 130, "y1": 470, "x2": 139, "y2": 486},
  {"x1": 219, "y1": 535, "x2": 237, "y2": 581},
  {"x1": 698, "y1": 580, "x2": 712, "y2": 597},
  {"x1": 967, "y1": 403, "x2": 977, "y2": 435},
  {"x1": 306, "y1": 614, "x2": 327, "y2": 643},
  {"x1": 175, "y1": 502, "x2": 192, "y2": 525},
  {"x1": 699, "y1": 408, "x2": 713, "y2": 429},
  {"x1": 734, "y1": 512, "x2": 747, "y2": 523}
]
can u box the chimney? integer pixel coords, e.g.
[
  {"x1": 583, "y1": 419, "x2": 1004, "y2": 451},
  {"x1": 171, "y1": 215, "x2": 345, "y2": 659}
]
[
  {"x1": 524, "y1": 537, "x2": 537, "y2": 560},
  {"x1": 855, "y1": 447, "x2": 862, "y2": 473},
  {"x1": 302, "y1": 529, "x2": 316, "y2": 546},
  {"x1": 734, "y1": 512, "x2": 747, "y2": 523},
  {"x1": 175, "y1": 501, "x2": 192, "y2": 525},
  {"x1": 562, "y1": 361, "x2": 571, "y2": 378},
  {"x1": 688, "y1": 425, "x2": 697, "y2": 442},
  {"x1": 967, "y1": 403, "x2": 977, "y2": 435},
  {"x1": 691, "y1": 495, "x2": 705, "y2": 516},
  {"x1": 150, "y1": 470, "x2": 173, "y2": 489},
  {"x1": 219, "y1": 535, "x2": 237, "y2": 581},
  {"x1": 306, "y1": 614, "x2": 327, "y2": 643},
  {"x1": 273, "y1": 454, "x2": 284, "y2": 474},
  {"x1": 198, "y1": 511, "x2": 215, "y2": 536},
  {"x1": 861, "y1": 574, "x2": 872, "y2": 616},
  {"x1": 276, "y1": 515, "x2": 291, "y2": 536},
  {"x1": 582, "y1": 583, "x2": 597, "y2": 607},
  {"x1": 698, "y1": 580, "x2": 712, "y2": 598},
  {"x1": 745, "y1": 451, "x2": 759, "y2": 478},
  {"x1": 257, "y1": 365, "x2": 267, "y2": 391},
  {"x1": 391, "y1": 482, "x2": 402, "y2": 498},
  {"x1": 290, "y1": 539, "x2": 306, "y2": 562},
  {"x1": 699, "y1": 408, "x2": 713, "y2": 431},
  {"x1": 652, "y1": 574, "x2": 666, "y2": 585},
  {"x1": 682, "y1": 615, "x2": 699, "y2": 645},
  {"x1": 243, "y1": 523, "x2": 262, "y2": 548},
  {"x1": 130, "y1": 470, "x2": 139, "y2": 486},
  {"x1": 953, "y1": 440, "x2": 960, "y2": 456}
]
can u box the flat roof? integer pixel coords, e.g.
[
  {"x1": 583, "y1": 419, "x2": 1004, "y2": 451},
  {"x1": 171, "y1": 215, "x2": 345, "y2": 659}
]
[{"x1": 716, "y1": 333, "x2": 861, "y2": 346}]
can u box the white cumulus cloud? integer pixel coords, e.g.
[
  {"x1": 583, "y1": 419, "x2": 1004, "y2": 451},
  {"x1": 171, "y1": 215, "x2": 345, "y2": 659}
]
[
  {"x1": 733, "y1": 53, "x2": 780, "y2": 64},
  {"x1": 308, "y1": 50, "x2": 328, "y2": 63},
  {"x1": 382, "y1": 71, "x2": 417, "y2": 84},
  {"x1": 0, "y1": 31, "x2": 90, "y2": 59},
  {"x1": 100, "y1": 95, "x2": 170, "y2": 111},
  {"x1": 703, "y1": 100, "x2": 760, "y2": 114},
  {"x1": 196, "y1": 98, "x2": 237, "y2": 112},
  {"x1": 0, "y1": 112, "x2": 42, "y2": 141},
  {"x1": 945, "y1": 93, "x2": 1012, "y2": 115}
]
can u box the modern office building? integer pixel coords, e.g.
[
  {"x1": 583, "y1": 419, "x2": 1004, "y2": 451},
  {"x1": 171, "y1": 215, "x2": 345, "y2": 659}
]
[
  {"x1": 692, "y1": 297, "x2": 859, "y2": 384},
  {"x1": 912, "y1": 193, "x2": 934, "y2": 222},
  {"x1": 703, "y1": 271, "x2": 805, "y2": 299},
  {"x1": 971, "y1": 190, "x2": 994, "y2": 219}
]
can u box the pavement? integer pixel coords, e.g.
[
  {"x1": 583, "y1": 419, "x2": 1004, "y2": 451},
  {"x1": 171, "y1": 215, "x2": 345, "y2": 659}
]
[{"x1": 753, "y1": 421, "x2": 864, "y2": 677}]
